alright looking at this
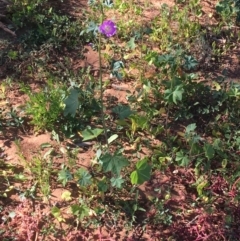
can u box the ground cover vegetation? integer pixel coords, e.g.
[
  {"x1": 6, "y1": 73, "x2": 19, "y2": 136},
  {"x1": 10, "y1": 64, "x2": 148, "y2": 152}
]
[{"x1": 0, "y1": 0, "x2": 240, "y2": 240}]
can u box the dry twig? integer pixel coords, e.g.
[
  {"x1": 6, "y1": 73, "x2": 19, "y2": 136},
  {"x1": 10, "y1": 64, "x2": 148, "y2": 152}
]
[
  {"x1": 0, "y1": 0, "x2": 15, "y2": 37},
  {"x1": 0, "y1": 21, "x2": 16, "y2": 36}
]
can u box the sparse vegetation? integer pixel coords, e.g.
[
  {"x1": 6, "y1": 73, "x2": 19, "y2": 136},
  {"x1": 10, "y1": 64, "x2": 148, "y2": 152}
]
[{"x1": 0, "y1": 0, "x2": 240, "y2": 240}]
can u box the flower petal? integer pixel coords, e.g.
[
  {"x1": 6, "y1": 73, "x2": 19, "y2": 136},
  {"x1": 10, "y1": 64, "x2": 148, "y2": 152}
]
[{"x1": 99, "y1": 20, "x2": 117, "y2": 37}]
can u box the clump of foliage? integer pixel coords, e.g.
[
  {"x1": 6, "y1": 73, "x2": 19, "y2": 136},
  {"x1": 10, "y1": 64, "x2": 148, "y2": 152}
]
[{"x1": 8, "y1": 0, "x2": 84, "y2": 47}]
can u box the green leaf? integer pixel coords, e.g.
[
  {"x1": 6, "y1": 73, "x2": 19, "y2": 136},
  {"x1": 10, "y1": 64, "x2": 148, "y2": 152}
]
[
  {"x1": 112, "y1": 105, "x2": 132, "y2": 119},
  {"x1": 222, "y1": 159, "x2": 228, "y2": 168},
  {"x1": 185, "y1": 123, "x2": 197, "y2": 133},
  {"x1": 64, "y1": 88, "x2": 80, "y2": 117},
  {"x1": 130, "y1": 115, "x2": 148, "y2": 133},
  {"x1": 164, "y1": 85, "x2": 184, "y2": 104},
  {"x1": 75, "y1": 168, "x2": 92, "y2": 186},
  {"x1": 126, "y1": 37, "x2": 136, "y2": 50},
  {"x1": 156, "y1": 53, "x2": 175, "y2": 68},
  {"x1": 43, "y1": 148, "x2": 54, "y2": 159},
  {"x1": 110, "y1": 176, "x2": 125, "y2": 188},
  {"x1": 7, "y1": 50, "x2": 18, "y2": 60},
  {"x1": 40, "y1": 143, "x2": 52, "y2": 149},
  {"x1": 100, "y1": 152, "x2": 129, "y2": 176},
  {"x1": 176, "y1": 151, "x2": 190, "y2": 167},
  {"x1": 112, "y1": 60, "x2": 125, "y2": 71},
  {"x1": 98, "y1": 180, "x2": 109, "y2": 192},
  {"x1": 130, "y1": 158, "x2": 151, "y2": 185},
  {"x1": 204, "y1": 143, "x2": 215, "y2": 160},
  {"x1": 216, "y1": 0, "x2": 233, "y2": 15},
  {"x1": 86, "y1": 21, "x2": 99, "y2": 35},
  {"x1": 183, "y1": 55, "x2": 198, "y2": 70},
  {"x1": 70, "y1": 204, "x2": 89, "y2": 220},
  {"x1": 172, "y1": 85, "x2": 184, "y2": 104},
  {"x1": 58, "y1": 169, "x2": 73, "y2": 187},
  {"x1": 196, "y1": 180, "x2": 208, "y2": 196},
  {"x1": 108, "y1": 134, "x2": 118, "y2": 144},
  {"x1": 81, "y1": 128, "x2": 103, "y2": 141},
  {"x1": 51, "y1": 206, "x2": 65, "y2": 222},
  {"x1": 61, "y1": 191, "x2": 72, "y2": 201}
]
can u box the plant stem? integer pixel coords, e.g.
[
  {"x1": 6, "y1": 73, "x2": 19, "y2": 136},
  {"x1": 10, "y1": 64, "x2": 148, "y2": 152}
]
[{"x1": 98, "y1": 28, "x2": 109, "y2": 149}]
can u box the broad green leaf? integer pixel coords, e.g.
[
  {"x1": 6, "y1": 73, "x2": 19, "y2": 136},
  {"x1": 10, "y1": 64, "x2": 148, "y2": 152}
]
[
  {"x1": 112, "y1": 60, "x2": 124, "y2": 71},
  {"x1": 164, "y1": 85, "x2": 184, "y2": 104},
  {"x1": 204, "y1": 143, "x2": 215, "y2": 160},
  {"x1": 112, "y1": 105, "x2": 132, "y2": 119},
  {"x1": 213, "y1": 81, "x2": 221, "y2": 91},
  {"x1": 130, "y1": 158, "x2": 151, "y2": 185},
  {"x1": 110, "y1": 176, "x2": 124, "y2": 188},
  {"x1": 51, "y1": 206, "x2": 65, "y2": 222},
  {"x1": 70, "y1": 204, "x2": 89, "y2": 220},
  {"x1": 100, "y1": 152, "x2": 129, "y2": 176},
  {"x1": 7, "y1": 50, "x2": 18, "y2": 60},
  {"x1": 58, "y1": 169, "x2": 73, "y2": 187},
  {"x1": 156, "y1": 53, "x2": 175, "y2": 68},
  {"x1": 176, "y1": 151, "x2": 190, "y2": 167},
  {"x1": 130, "y1": 115, "x2": 148, "y2": 134},
  {"x1": 81, "y1": 128, "x2": 103, "y2": 141},
  {"x1": 108, "y1": 134, "x2": 118, "y2": 144},
  {"x1": 216, "y1": 1, "x2": 233, "y2": 15},
  {"x1": 86, "y1": 21, "x2": 99, "y2": 35},
  {"x1": 64, "y1": 88, "x2": 79, "y2": 117},
  {"x1": 172, "y1": 85, "x2": 184, "y2": 104},
  {"x1": 61, "y1": 191, "x2": 72, "y2": 201},
  {"x1": 185, "y1": 123, "x2": 197, "y2": 133},
  {"x1": 98, "y1": 180, "x2": 109, "y2": 192},
  {"x1": 183, "y1": 55, "x2": 198, "y2": 70},
  {"x1": 126, "y1": 37, "x2": 136, "y2": 50},
  {"x1": 75, "y1": 168, "x2": 92, "y2": 186}
]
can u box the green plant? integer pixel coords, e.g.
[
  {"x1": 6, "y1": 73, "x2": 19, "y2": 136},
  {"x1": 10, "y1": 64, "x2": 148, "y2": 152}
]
[
  {"x1": 216, "y1": 0, "x2": 238, "y2": 24},
  {"x1": 15, "y1": 140, "x2": 53, "y2": 199},
  {"x1": 29, "y1": 155, "x2": 52, "y2": 198},
  {"x1": 150, "y1": 196, "x2": 173, "y2": 225},
  {"x1": 21, "y1": 81, "x2": 65, "y2": 131},
  {"x1": 8, "y1": 0, "x2": 85, "y2": 48},
  {"x1": 149, "y1": 3, "x2": 201, "y2": 52}
]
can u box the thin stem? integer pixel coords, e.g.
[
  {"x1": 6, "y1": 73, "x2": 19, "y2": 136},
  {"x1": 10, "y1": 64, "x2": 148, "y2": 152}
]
[
  {"x1": 97, "y1": 1, "x2": 109, "y2": 148},
  {"x1": 98, "y1": 32, "x2": 109, "y2": 148}
]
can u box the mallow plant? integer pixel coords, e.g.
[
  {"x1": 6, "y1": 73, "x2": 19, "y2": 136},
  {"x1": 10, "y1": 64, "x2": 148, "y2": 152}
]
[{"x1": 57, "y1": 1, "x2": 152, "y2": 225}]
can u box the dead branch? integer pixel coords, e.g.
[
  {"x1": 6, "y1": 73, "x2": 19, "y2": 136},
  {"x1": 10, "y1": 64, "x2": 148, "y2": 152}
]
[
  {"x1": 0, "y1": 0, "x2": 15, "y2": 37},
  {"x1": 0, "y1": 21, "x2": 15, "y2": 36}
]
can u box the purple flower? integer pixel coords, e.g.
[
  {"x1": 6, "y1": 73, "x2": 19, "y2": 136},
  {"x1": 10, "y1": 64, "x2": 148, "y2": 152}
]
[{"x1": 99, "y1": 20, "x2": 117, "y2": 38}]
